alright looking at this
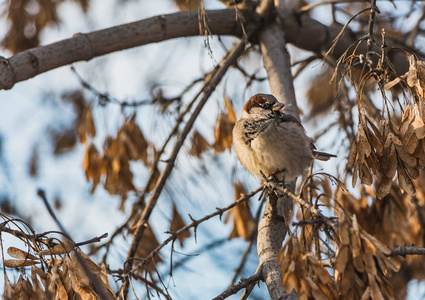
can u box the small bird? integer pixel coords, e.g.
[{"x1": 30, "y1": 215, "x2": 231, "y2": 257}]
[{"x1": 232, "y1": 93, "x2": 335, "y2": 182}]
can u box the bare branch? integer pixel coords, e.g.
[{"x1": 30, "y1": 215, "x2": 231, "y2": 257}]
[
  {"x1": 366, "y1": 0, "x2": 379, "y2": 60},
  {"x1": 212, "y1": 269, "x2": 263, "y2": 300},
  {"x1": 143, "y1": 187, "x2": 263, "y2": 266},
  {"x1": 387, "y1": 245, "x2": 425, "y2": 257},
  {"x1": 260, "y1": 22, "x2": 299, "y2": 119},
  {"x1": 1, "y1": 7, "x2": 411, "y2": 91}
]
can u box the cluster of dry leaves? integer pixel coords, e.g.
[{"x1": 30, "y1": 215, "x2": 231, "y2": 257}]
[
  {"x1": 335, "y1": 176, "x2": 425, "y2": 298},
  {"x1": 349, "y1": 55, "x2": 425, "y2": 199},
  {"x1": 333, "y1": 212, "x2": 399, "y2": 299},
  {"x1": 279, "y1": 209, "x2": 400, "y2": 300},
  {"x1": 83, "y1": 114, "x2": 151, "y2": 206},
  {"x1": 278, "y1": 235, "x2": 338, "y2": 300},
  {"x1": 2, "y1": 0, "x2": 89, "y2": 54},
  {"x1": 3, "y1": 240, "x2": 114, "y2": 300},
  {"x1": 81, "y1": 94, "x2": 237, "y2": 209}
]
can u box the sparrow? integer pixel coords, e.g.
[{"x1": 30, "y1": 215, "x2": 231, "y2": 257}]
[{"x1": 232, "y1": 93, "x2": 335, "y2": 182}]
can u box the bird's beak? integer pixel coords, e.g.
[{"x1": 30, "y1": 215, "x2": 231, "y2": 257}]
[{"x1": 272, "y1": 102, "x2": 284, "y2": 112}]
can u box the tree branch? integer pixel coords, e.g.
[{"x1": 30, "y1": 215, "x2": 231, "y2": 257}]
[
  {"x1": 212, "y1": 269, "x2": 263, "y2": 300},
  {"x1": 143, "y1": 186, "x2": 262, "y2": 265},
  {"x1": 387, "y1": 245, "x2": 425, "y2": 257},
  {"x1": 260, "y1": 21, "x2": 299, "y2": 119},
  {"x1": 0, "y1": 7, "x2": 410, "y2": 91}
]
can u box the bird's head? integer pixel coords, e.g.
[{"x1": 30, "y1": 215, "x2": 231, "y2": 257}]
[{"x1": 241, "y1": 94, "x2": 284, "y2": 119}]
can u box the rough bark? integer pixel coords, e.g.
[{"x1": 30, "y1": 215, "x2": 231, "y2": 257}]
[
  {"x1": 260, "y1": 22, "x2": 299, "y2": 120},
  {"x1": 257, "y1": 194, "x2": 296, "y2": 300},
  {"x1": 0, "y1": 8, "x2": 409, "y2": 90}
]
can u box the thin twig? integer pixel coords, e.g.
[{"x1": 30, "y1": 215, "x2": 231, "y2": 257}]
[
  {"x1": 366, "y1": 0, "x2": 379, "y2": 61},
  {"x1": 386, "y1": 245, "x2": 425, "y2": 257},
  {"x1": 412, "y1": 196, "x2": 425, "y2": 246},
  {"x1": 169, "y1": 238, "x2": 228, "y2": 272},
  {"x1": 229, "y1": 197, "x2": 265, "y2": 287},
  {"x1": 230, "y1": 237, "x2": 256, "y2": 286},
  {"x1": 212, "y1": 269, "x2": 263, "y2": 300},
  {"x1": 130, "y1": 272, "x2": 171, "y2": 299},
  {"x1": 137, "y1": 187, "x2": 263, "y2": 270}
]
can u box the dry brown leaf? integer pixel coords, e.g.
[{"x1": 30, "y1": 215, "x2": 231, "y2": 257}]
[
  {"x1": 351, "y1": 218, "x2": 365, "y2": 273},
  {"x1": 8, "y1": 247, "x2": 39, "y2": 260},
  {"x1": 213, "y1": 112, "x2": 234, "y2": 153},
  {"x1": 103, "y1": 158, "x2": 136, "y2": 197},
  {"x1": 397, "y1": 164, "x2": 416, "y2": 195},
  {"x1": 225, "y1": 202, "x2": 256, "y2": 241},
  {"x1": 336, "y1": 245, "x2": 350, "y2": 271},
  {"x1": 4, "y1": 259, "x2": 38, "y2": 268},
  {"x1": 306, "y1": 255, "x2": 333, "y2": 285},
  {"x1": 368, "y1": 272, "x2": 386, "y2": 300},
  {"x1": 396, "y1": 146, "x2": 417, "y2": 168},
  {"x1": 224, "y1": 97, "x2": 237, "y2": 124},
  {"x1": 66, "y1": 253, "x2": 96, "y2": 300},
  {"x1": 225, "y1": 181, "x2": 256, "y2": 240},
  {"x1": 406, "y1": 54, "x2": 425, "y2": 98},
  {"x1": 169, "y1": 203, "x2": 191, "y2": 246},
  {"x1": 52, "y1": 130, "x2": 78, "y2": 155},
  {"x1": 348, "y1": 138, "x2": 358, "y2": 168},
  {"x1": 115, "y1": 115, "x2": 150, "y2": 166},
  {"x1": 360, "y1": 163, "x2": 373, "y2": 185},
  {"x1": 78, "y1": 108, "x2": 96, "y2": 143},
  {"x1": 70, "y1": 251, "x2": 115, "y2": 299},
  {"x1": 281, "y1": 261, "x2": 298, "y2": 293},
  {"x1": 363, "y1": 240, "x2": 378, "y2": 277},
  {"x1": 189, "y1": 130, "x2": 210, "y2": 158},
  {"x1": 405, "y1": 131, "x2": 419, "y2": 155},
  {"x1": 376, "y1": 176, "x2": 393, "y2": 199},
  {"x1": 83, "y1": 144, "x2": 103, "y2": 193},
  {"x1": 306, "y1": 66, "x2": 337, "y2": 117}
]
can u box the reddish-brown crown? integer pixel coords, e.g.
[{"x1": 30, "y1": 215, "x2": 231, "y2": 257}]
[{"x1": 243, "y1": 94, "x2": 279, "y2": 113}]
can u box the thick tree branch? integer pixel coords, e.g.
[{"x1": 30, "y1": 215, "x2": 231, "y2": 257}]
[
  {"x1": 256, "y1": 4, "x2": 298, "y2": 298},
  {"x1": 0, "y1": 7, "x2": 410, "y2": 91},
  {"x1": 260, "y1": 21, "x2": 299, "y2": 119}
]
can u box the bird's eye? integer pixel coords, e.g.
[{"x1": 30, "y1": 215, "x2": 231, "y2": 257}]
[{"x1": 260, "y1": 102, "x2": 273, "y2": 109}]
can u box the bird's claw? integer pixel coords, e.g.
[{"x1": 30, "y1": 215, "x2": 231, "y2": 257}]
[{"x1": 259, "y1": 171, "x2": 284, "y2": 200}]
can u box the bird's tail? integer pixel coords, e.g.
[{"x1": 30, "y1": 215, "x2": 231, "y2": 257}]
[{"x1": 313, "y1": 151, "x2": 337, "y2": 161}]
